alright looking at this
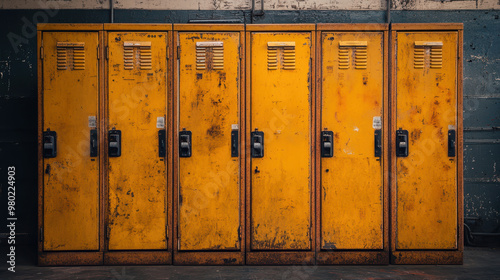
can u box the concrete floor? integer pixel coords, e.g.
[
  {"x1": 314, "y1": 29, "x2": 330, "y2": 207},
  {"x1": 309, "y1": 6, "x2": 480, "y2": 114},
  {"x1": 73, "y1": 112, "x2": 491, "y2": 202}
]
[{"x1": 0, "y1": 247, "x2": 499, "y2": 279}]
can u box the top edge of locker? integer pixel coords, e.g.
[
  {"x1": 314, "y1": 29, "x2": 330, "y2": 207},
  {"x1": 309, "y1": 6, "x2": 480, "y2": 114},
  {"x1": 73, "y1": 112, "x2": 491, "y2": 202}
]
[
  {"x1": 174, "y1": 24, "x2": 244, "y2": 31},
  {"x1": 316, "y1": 23, "x2": 387, "y2": 31},
  {"x1": 37, "y1": 23, "x2": 104, "y2": 31},
  {"x1": 391, "y1": 23, "x2": 463, "y2": 31},
  {"x1": 103, "y1": 23, "x2": 173, "y2": 31},
  {"x1": 38, "y1": 23, "x2": 463, "y2": 32}
]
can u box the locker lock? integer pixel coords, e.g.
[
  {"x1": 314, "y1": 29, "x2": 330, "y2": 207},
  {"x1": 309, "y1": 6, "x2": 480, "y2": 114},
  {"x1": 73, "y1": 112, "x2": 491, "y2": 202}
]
[
  {"x1": 251, "y1": 129, "x2": 264, "y2": 158},
  {"x1": 43, "y1": 130, "x2": 57, "y2": 158},
  {"x1": 108, "y1": 129, "x2": 121, "y2": 157},
  {"x1": 179, "y1": 129, "x2": 192, "y2": 158},
  {"x1": 321, "y1": 130, "x2": 334, "y2": 157},
  {"x1": 396, "y1": 129, "x2": 408, "y2": 157}
]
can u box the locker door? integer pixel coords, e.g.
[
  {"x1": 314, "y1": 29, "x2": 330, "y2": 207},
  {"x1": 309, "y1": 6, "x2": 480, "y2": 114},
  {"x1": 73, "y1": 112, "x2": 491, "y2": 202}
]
[
  {"x1": 42, "y1": 32, "x2": 100, "y2": 251},
  {"x1": 107, "y1": 32, "x2": 168, "y2": 250},
  {"x1": 177, "y1": 32, "x2": 240, "y2": 251},
  {"x1": 396, "y1": 32, "x2": 458, "y2": 250},
  {"x1": 321, "y1": 32, "x2": 384, "y2": 249},
  {"x1": 250, "y1": 32, "x2": 312, "y2": 250}
]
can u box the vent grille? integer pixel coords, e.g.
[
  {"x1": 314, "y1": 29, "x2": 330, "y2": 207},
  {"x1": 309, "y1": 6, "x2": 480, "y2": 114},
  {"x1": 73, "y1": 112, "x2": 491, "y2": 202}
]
[
  {"x1": 414, "y1": 41, "x2": 443, "y2": 69},
  {"x1": 56, "y1": 42, "x2": 85, "y2": 70},
  {"x1": 196, "y1": 41, "x2": 224, "y2": 71},
  {"x1": 338, "y1": 41, "x2": 367, "y2": 70},
  {"x1": 123, "y1": 41, "x2": 152, "y2": 70},
  {"x1": 267, "y1": 42, "x2": 295, "y2": 70}
]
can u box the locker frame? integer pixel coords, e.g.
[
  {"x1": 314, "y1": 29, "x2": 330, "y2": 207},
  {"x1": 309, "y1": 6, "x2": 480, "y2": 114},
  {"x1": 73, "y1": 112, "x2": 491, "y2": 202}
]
[
  {"x1": 37, "y1": 23, "x2": 105, "y2": 266},
  {"x1": 245, "y1": 24, "x2": 317, "y2": 265},
  {"x1": 102, "y1": 23, "x2": 174, "y2": 265},
  {"x1": 315, "y1": 23, "x2": 390, "y2": 265},
  {"x1": 172, "y1": 24, "x2": 246, "y2": 265},
  {"x1": 390, "y1": 23, "x2": 464, "y2": 265}
]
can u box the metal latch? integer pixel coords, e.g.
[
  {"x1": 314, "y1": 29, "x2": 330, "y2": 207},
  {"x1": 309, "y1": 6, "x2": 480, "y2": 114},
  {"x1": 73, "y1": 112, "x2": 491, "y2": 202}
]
[
  {"x1": 179, "y1": 129, "x2": 192, "y2": 158},
  {"x1": 396, "y1": 129, "x2": 408, "y2": 157},
  {"x1": 251, "y1": 129, "x2": 264, "y2": 158},
  {"x1": 158, "y1": 129, "x2": 166, "y2": 157},
  {"x1": 374, "y1": 129, "x2": 382, "y2": 157},
  {"x1": 321, "y1": 130, "x2": 334, "y2": 157},
  {"x1": 108, "y1": 129, "x2": 121, "y2": 157},
  {"x1": 43, "y1": 130, "x2": 57, "y2": 158},
  {"x1": 90, "y1": 129, "x2": 98, "y2": 157},
  {"x1": 448, "y1": 129, "x2": 456, "y2": 157}
]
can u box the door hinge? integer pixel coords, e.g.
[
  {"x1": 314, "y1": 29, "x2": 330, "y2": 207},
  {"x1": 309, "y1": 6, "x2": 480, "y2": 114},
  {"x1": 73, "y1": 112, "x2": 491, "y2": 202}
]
[
  {"x1": 166, "y1": 225, "x2": 169, "y2": 240},
  {"x1": 166, "y1": 46, "x2": 169, "y2": 61},
  {"x1": 177, "y1": 46, "x2": 180, "y2": 60},
  {"x1": 40, "y1": 227, "x2": 43, "y2": 242},
  {"x1": 40, "y1": 46, "x2": 44, "y2": 59},
  {"x1": 106, "y1": 225, "x2": 110, "y2": 239},
  {"x1": 310, "y1": 226, "x2": 313, "y2": 241},
  {"x1": 97, "y1": 46, "x2": 100, "y2": 60},
  {"x1": 238, "y1": 226, "x2": 242, "y2": 241},
  {"x1": 239, "y1": 45, "x2": 242, "y2": 60}
]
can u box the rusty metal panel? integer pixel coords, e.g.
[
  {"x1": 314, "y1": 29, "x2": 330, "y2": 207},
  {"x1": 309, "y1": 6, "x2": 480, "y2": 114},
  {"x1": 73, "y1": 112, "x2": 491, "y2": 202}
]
[
  {"x1": 320, "y1": 32, "x2": 384, "y2": 250},
  {"x1": 177, "y1": 32, "x2": 241, "y2": 251},
  {"x1": 395, "y1": 31, "x2": 458, "y2": 250},
  {"x1": 107, "y1": 32, "x2": 168, "y2": 250},
  {"x1": 250, "y1": 32, "x2": 312, "y2": 250},
  {"x1": 42, "y1": 31, "x2": 100, "y2": 251}
]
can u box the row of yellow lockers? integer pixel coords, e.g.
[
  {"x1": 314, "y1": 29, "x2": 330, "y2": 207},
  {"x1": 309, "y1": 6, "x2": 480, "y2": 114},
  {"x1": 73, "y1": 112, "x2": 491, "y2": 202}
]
[{"x1": 37, "y1": 23, "x2": 463, "y2": 266}]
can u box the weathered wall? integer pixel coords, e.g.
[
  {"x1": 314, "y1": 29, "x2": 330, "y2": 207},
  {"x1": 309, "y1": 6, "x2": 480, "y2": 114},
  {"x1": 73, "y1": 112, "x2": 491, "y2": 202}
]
[
  {"x1": 1, "y1": 0, "x2": 500, "y2": 10},
  {"x1": 0, "y1": 1, "x2": 498, "y2": 245}
]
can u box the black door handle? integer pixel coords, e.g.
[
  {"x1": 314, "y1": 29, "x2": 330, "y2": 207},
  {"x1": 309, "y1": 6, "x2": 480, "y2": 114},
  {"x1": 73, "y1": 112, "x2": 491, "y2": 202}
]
[
  {"x1": 321, "y1": 130, "x2": 334, "y2": 157},
  {"x1": 251, "y1": 129, "x2": 264, "y2": 158},
  {"x1": 43, "y1": 130, "x2": 57, "y2": 158},
  {"x1": 90, "y1": 129, "x2": 98, "y2": 157},
  {"x1": 158, "y1": 129, "x2": 166, "y2": 157},
  {"x1": 179, "y1": 129, "x2": 192, "y2": 157},
  {"x1": 231, "y1": 129, "x2": 238, "y2": 157},
  {"x1": 396, "y1": 129, "x2": 408, "y2": 157},
  {"x1": 374, "y1": 129, "x2": 382, "y2": 157},
  {"x1": 108, "y1": 129, "x2": 121, "y2": 157},
  {"x1": 448, "y1": 129, "x2": 456, "y2": 157}
]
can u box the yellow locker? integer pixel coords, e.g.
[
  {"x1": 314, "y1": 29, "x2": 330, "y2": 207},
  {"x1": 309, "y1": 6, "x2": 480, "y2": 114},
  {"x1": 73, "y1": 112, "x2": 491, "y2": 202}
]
[
  {"x1": 391, "y1": 24, "x2": 463, "y2": 264},
  {"x1": 174, "y1": 25, "x2": 244, "y2": 265},
  {"x1": 106, "y1": 28, "x2": 169, "y2": 257},
  {"x1": 246, "y1": 25, "x2": 315, "y2": 264},
  {"x1": 317, "y1": 24, "x2": 388, "y2": 264},
  {"x1": 38, "y1": 24, "x2": 104, "y2": 265}
]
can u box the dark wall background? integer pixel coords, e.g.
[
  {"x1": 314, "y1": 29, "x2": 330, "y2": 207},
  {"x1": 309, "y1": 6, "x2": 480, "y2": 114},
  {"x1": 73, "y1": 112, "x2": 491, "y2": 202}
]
[{"x1": 0, "y1": 9, "x2": 498, "y2": 245}]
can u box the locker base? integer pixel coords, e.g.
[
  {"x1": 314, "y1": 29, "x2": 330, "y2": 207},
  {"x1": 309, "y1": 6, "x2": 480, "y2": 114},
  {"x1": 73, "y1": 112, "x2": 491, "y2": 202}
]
[
  {"x1": 317, "y1": 250, "x2": 389, "y2": 265},
  {"x1": 104, "y1": 251, "x2": 172, "y2": 265},
  {"x1": 391, "y1": 250, "x2": 463, "y2": 265},
  {"x1": 38, "y1": 252, "x2": 103, "y2": 266},
  {"x1": 173, "y1": 251, "x2": 244, "y2": 265},
  {"x1": 246, "y1": 251, "x2": 315, "y2": 265}
]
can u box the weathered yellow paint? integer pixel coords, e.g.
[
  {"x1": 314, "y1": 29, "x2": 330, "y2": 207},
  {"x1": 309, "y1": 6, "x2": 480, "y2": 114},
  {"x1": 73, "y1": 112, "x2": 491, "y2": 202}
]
[
  {"x1": 321, "y1": 32, "x2": 384, "y2": 250},
  {"x1": 108, "y1": 32, "x2": 168, "y2": 250},
  {"x1": 177, "y1": 32, "x2": 240, "y2": 251},
  {"x1": 250, "y1": 32, "x2": 312, "y2": 250},
  {"x1": 396, "y1": 32, "x2": 458, "y2": 250},
  {"x1": 43, "y1": 31, "x2": 99, "y2": 251}
]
